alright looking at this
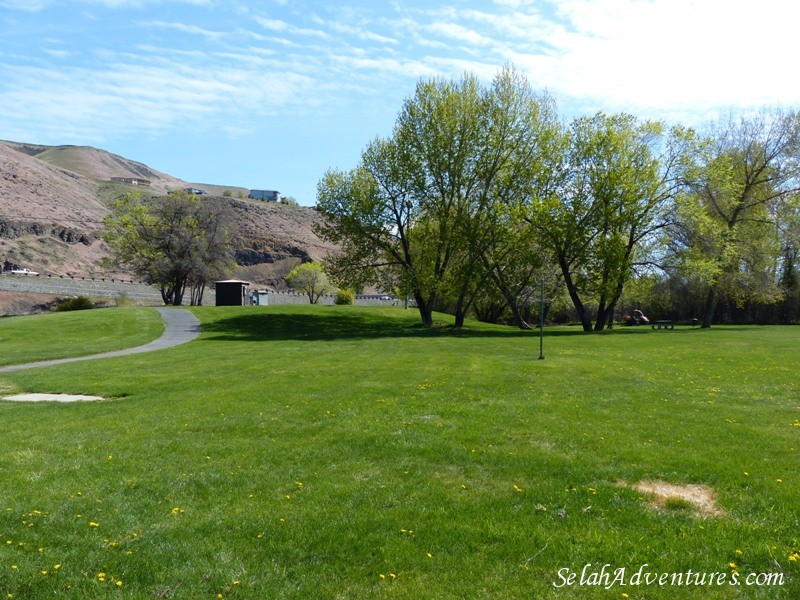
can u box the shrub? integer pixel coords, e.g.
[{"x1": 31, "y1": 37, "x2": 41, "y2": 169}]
[
  {"x1": 334, "y1": 289, "x2": 354, "y2": 305},
  {"x1": 55, "y1": 296, "x2": 94, "y2": 311}
]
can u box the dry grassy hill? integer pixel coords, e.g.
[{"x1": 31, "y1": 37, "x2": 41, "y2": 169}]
[{"x1": 0, "y1": 140, "x2": 335, "y2": 282}]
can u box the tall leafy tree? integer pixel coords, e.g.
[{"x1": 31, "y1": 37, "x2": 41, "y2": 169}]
[
  {"x1": 527, "y1": 113, "x2": 687, "y2": 331},
  {"x1": 285, "y1": 262, "x2": 332, "y2": 304},
  {"x1": 317, "y1": 67, "x2": 559, "y2": 327},
  {"x1": 103, "y1": 191, "x2": 234, "y2": 305},
  {"x1": 674, "y1": 109, "x2": 800, "y2": 327}
]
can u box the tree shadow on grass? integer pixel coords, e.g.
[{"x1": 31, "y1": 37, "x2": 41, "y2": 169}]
[
  {"x1": 199, "y1": 311, "x2": 541, "y2": 343},
  {"x1": 198, "y1": 310, "x2": 703, "y2": 343}
]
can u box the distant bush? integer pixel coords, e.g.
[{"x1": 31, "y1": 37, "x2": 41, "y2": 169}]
[
  {"x1": 223, "y1": 189, "x2": 233, "y2": 197},
  {"x1": 334, "y1": 289, "x2": 354, "y2": 305},
  {"x1": 115, "y1": 292, "x2": 131, "y2": 307},
  {"x1": 55, "y1": 296, "x2": 94, "y2": 311}
]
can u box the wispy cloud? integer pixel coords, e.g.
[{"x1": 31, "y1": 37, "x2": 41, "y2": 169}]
[
  {"x1": 142, "y1": 21, "x2": 226, "y2": 41},
  {"x1": 254, "y1": 16, "x2": 329, "y2": 40}
]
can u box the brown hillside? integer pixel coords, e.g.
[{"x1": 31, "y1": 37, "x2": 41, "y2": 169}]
[
  {"x1": 0, "y1": 140, "x2": 335, "y2": 281},
  {"x1": 32, "y1": 145, "x2": 185, "y2": 194}
]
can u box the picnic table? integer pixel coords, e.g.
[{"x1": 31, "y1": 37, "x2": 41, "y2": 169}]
[{"x1": 651, "y1": 320, "x2": 674, "y2": 330}]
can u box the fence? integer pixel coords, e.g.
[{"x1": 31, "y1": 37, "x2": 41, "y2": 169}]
[{"x1": 0, "y1": 274, "x2": 400, "y2": 307}]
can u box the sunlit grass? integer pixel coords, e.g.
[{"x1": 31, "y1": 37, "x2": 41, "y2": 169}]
[
  {"x1": 0, "y1": 307, "x2": 162, "y2": 366},
  {"x1": 0, "y1": 305, "x2": 798, "y2": 598}
]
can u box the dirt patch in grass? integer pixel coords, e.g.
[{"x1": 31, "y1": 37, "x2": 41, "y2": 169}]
[
  {"x1": 621, "y1": 480, "x2": 726, "y2": 518},
  {"x1": 1, "y1": 393, "x2": 106, "y2": 403}
]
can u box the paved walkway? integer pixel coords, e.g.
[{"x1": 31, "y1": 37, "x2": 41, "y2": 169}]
[{"x1": 0, "y1": 308, "x2": 201, "y2": 373}]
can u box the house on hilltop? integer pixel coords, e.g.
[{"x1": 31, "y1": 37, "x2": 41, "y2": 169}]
[
  {"x1": 111, "y1": 177, "x2": 151, "y2": 186},
  {"x1": 248, "y1": 189, "x2": 280, "y2": 202},
  {"x1": 184, "y1": 187, "x2": 207, "y2": 195}
]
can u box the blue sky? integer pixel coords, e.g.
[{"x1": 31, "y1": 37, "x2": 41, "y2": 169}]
[{"x1": 1, "y1": 0, "x2": 798, "y2": 205}]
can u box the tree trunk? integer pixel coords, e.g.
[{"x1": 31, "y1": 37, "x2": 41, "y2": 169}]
[
  {"x1": 483, "y1": 260, "x2": 530, "y2": 329},
  {"x1": 559, "y1": 258, "x2": 592, "y2": 332},
  {"x1": 453, "y1": 291, "x2": 469, "y2": 328},
  {"x1": 594, "y1": 299, "x2": 608, "y2": 331},
  {"x1": 509, "y1": 300, "x2": 531, "y2": 329},
  {"x1": 415, "y1": 291, "x2": 435, "y2": 327},
  {"x1": 605, "y1": 303, "x2": 616, "y2": 329},
  {"x1": 701, "y1": 286, "x2": 716, "y2": 328}
]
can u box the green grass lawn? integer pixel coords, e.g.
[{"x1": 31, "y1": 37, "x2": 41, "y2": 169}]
[
  {"x1": 0, "y1": 305, "x2": 798, "y2": 599},
  {"x1": 0, "y1": 308, "x2": 163, "y2": 366}
]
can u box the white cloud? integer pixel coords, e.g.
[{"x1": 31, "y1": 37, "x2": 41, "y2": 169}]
[
  {"x1": 143, "y1": 21, "x2": 226, "y2": 40},
  {"x1": 254, "y1": 16, "x2": 329, "y2": 40},
  {"x1": 425, "y1": 22, "x2": 494, "y2": 47},
  {"x1": 0, "y1": 0, "x2": 52, "y2": 10},
  {"x1": 324, "y1": 20, "x2": 398, "y2": 45},
  {"x1": 527, "y1": 0, "x2": 800, "y2": 118}
]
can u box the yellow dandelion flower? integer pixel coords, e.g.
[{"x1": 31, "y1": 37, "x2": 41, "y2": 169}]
[
  {"x1": 427, "y1": 552, "x2": 433, "y2": 558},
  {"x1": 116, "y1": 581, "x2": 122, "y2": 587},
  {"x1": 728, "y1": 562, "x2": 737, "y2": 569},
  {"x1": 41, "y1": 570, "x2": 48, "y2": 575},
  {"x1": 513, "y1": 485, "x2": 523, "y2": 493},
  {"x1": 735, "y1": 550, "x2": 743, "y2": 556},
  {"x1": 389, "y1": 573, "x2": 396, "y2": 579},
  {"x1": 233, "y1": 580, "x2": 240, "y2": 586},
  {"x1": 54, "y1": 564, "x2": 61, "y2": 570},
  {"x1": 89, "y1": 522, "x2": 99, "y2": 527},
  {"x1": 379, "y1": 574, "x2": 386, "y2": 580}
]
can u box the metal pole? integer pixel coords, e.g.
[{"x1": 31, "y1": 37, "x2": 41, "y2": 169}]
[{"x1": 538, "y1": 279, "x2": 545, "y2": 360}]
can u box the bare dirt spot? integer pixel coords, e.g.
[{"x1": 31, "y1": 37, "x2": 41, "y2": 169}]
[
  {"x1": 2, "y1": 393, "x2": 105, "y2": 403},
  {"x1": 620, "y1": 480, "x2": 725, "y2": 517}
]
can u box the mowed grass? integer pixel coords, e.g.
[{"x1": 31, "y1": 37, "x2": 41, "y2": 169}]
[
  {"x1": 0, "y1": 305, "x2": 798, "y2": 599},
  {"x1": 0, "y1": 308, "x2": 163, "y2": 366}
]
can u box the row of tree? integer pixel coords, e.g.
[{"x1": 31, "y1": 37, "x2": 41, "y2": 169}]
[{"x1": 315, "y1": 67, "x2": 800, "y2": 330}]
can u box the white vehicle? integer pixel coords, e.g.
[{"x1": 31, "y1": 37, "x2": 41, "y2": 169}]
[{"x1": 10, "y1": 268, "x2": 39, "y2": 276}]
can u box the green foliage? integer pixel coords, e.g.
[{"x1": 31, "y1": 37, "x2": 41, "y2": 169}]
[
  {"x1": 103, "y1": 191, "x2": 234, "y2": 306},
  {"x1": 223, "y1": 189, "x2": 233, "y2": 197},
  {"x1": 285, "y1": 262, "x2": 331, "y2": 303},
  {"x1": 527, "y1": 114, "x2": 690, "y2": 331},
  {"x1": 0, "y1": 307, "x2": 799, "y2": 597},
  {"x1": 334, "y1": 289, "x2": 354, "y2": 305},
  {"x1": 317, "y1": 67, "x2": 559, "y2": 328},
  {"x1": 53, "y1": 296, "x2": 94, "y2": 311},
  {"x1": 671, "y1": 109, "x2": 800, "y2": 326}
]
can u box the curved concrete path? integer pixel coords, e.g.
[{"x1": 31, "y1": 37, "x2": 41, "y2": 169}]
[{"x1": 0, "y1": 308, "x2": 201, "y2": 373}]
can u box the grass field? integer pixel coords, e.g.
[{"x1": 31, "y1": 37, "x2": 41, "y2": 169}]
[
  {"x1": 0, "y1": 308, "x2": 162, "y2": 366},
  {"x1": 0, "y1": 305, "x2": 798, "y2": 599}
]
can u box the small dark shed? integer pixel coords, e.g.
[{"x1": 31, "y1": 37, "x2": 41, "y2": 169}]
[{"x1": 215, "y1": 280, "x2": 250, "y2": 306}]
